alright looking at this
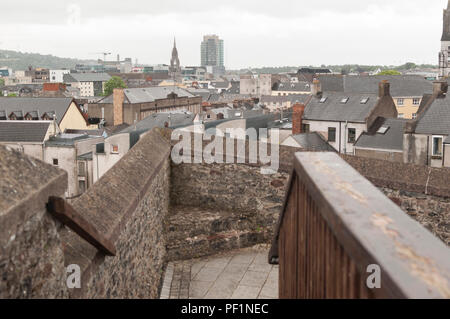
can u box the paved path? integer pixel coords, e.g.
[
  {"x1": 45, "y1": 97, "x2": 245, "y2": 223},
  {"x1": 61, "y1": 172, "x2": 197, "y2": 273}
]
[{"x1": 160, "y1": 245, "x2": 278, "y2": 299}]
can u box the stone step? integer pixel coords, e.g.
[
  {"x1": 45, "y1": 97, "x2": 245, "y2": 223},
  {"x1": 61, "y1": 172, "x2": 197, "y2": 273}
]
[
  {"x1": 166, "y1": 229, "x2": 271, "y2": 262},
  {"x1": 166, "y1": 206, "x2": 273, "y2": 261},
  {"x1": 167, "y1": 206, "x2": 258, "y2": 241}
]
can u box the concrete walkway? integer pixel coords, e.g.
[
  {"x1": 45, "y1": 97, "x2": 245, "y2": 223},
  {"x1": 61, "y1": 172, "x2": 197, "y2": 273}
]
[{"x1": 160, "y1": 245, "x2": 278, "y2": 299}]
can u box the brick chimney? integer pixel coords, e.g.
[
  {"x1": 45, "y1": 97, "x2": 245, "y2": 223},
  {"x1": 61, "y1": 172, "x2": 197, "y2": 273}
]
[
  {"x1": 379, "y1": 80, "x2": 390, "y2": 97},
  {"x1": 378, "y1": 80, "x2": 391, "y2": 98},
  {"x1": 292, "y1": 103, "x2": 306, "y2": 135},
  {"x1": 113, "y1": 88, "x2": 124, "y2": 126},
  {"x1": 433, "y1": 81, "x2": 448, "y2": 97},
  {"x1": 311, "y1": 78, "x2": 322, "y2": 96}
]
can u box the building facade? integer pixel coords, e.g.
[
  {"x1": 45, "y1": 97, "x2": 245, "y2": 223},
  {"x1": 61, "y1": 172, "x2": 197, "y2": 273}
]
[
  {"x1": 439, "y1": 1, "x2": 450, "y2": 78},
  {"x1": 201, "y1": 35, "x2": 225, "y2": 75}
]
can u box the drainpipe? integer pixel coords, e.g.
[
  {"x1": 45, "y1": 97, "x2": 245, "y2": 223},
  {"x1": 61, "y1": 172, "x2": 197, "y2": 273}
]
[{"x1": 343, "y1": 121, "x2": 348, "y2": 154}]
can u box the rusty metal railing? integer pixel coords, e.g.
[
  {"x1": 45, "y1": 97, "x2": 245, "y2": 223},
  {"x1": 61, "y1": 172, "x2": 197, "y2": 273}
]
[{"x1": 271, "y1": 152, "x2": 450, "y2": 299}]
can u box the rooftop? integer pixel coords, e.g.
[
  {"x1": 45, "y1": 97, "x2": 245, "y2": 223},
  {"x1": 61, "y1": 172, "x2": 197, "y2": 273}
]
[
  {"x1": 290, "y1": 132, "x2": 336, "y2": 152},
  {"x1": 319, "y1": 75, "x2": 433, "y2": 97},
  {"x1": 0, "y1": 121, "x2": 52, "y2": 143},
  {"x1": 415, "y1": 96, "x2": 450, "y2": 135},
  {"x1": 63, "y1": 72, "x2": 111, "y2": 83},
  {"x1": 0, "y1": 97, "x2": 75, "y2": 125},
  {"x1": 98, "y1": 86, "x2": 195, "y2": 104},
  {"x1": 355, "y1": 118, "x2": 407, "y2": 151},
  {"x1": 45, "y1": 133, "x2": 97, "y2": 147},
  {"x1": 303, "y1": 92, "x2": 379, "y2": 123},
  {"x1": 120, "y1": 112, "x2": 195, "y2": 134}
]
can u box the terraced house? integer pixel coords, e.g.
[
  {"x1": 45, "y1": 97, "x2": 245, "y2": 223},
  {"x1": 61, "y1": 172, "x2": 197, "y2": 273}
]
[
  {"x1": 318, "y1": 74, "x2": 433, "y2": 119},
  {"x1": 300, "y1": 81, "x2": 398, "y2": 154},
  {"x1": 0, "y1": 97, "x2": 96, "y2": 132}
]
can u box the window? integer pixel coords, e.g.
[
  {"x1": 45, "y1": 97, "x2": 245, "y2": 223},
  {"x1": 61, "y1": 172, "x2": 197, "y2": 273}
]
[
  {"x1": 319, "y1": 97, "x2": 327, "y2": 103},
  {"x1": 432, "y1": 136, "x2": 443, "y2": 157},
  {"x1": 413, "y1": 98, "x2": 420, "y2": 105},
  {"x1": 78, "y1": 162, "x2": 86, "y2": 176},
  {"x1": 328, "y1": 127, "x2": 336, "y2": 142},
  {"x1": 111, "y1": 145, "x2": 119, "y2": 154},
  {"x1": 412, "y1": 113, "x2": 417, "y2": 119},
  {"x1": 302, "y1": 124, "x2": 310, "y2": 133},
  {"x1": 340, "y1": 97, "x2": 349, "y2": 104},
  {"x1": 360, "y1": 97, "x2": 369, "y2": 104},
  {"x1": 398, "y1": 114, "x2": 405, "y2": 119},
  {"x1": 348, "y1": 128, "x2": 356, "y2": 143},
  {"x1": 53, "y1": 159, "x2": 58, "y2": 166},
  {"x1": 397, "y1": 98, "x2": 404, "y2": 106}
]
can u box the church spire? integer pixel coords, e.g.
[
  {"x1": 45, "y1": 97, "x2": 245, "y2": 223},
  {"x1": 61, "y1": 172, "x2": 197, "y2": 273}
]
[{"x1": 442, "y1": 3, "x2": 450, "y2": 41}]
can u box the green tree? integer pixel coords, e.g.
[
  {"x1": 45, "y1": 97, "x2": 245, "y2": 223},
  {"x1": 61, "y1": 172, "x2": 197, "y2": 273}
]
[
  {"x1": 103, "y1": 76, "x2": 127, "y2": 96},
  {"x1": 7, "y1": 93, "x2": 17, "y2": 97},
  {"x1": 377, "y1": 70, "x2": 401, "y2": 76},
  {"x1": 0, "y1": 78, "x2": 4, "y2": 86}
]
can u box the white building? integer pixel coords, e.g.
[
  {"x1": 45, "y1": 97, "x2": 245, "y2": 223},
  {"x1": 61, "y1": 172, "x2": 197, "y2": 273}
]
[
  {"x1": 439, "y1": 1, "x2": 450, "y2": 78},
  {"x1": 50, "y1": 69, "x2": 70, "y2": 83}
]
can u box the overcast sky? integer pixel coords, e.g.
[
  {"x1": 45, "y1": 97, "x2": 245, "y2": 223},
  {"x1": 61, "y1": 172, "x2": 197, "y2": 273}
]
[{"x1": 0, "y1": 0, "x2": 447, "y2": 69}]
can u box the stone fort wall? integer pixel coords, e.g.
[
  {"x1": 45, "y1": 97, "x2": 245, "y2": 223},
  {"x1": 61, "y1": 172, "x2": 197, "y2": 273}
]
[{"x1": 1, "y1": 131, "x2": 449, "y2": 299}]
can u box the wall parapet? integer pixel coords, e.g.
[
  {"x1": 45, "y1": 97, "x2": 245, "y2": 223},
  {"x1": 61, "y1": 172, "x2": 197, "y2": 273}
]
[
  {"x1": 64, "y1": 128, "x2": 171, "y2": 298},
  {"x1": 0, "y1": 145, "x2": 68, "y2": 298},
  {"x1": 342, "y1": 154, "x2": 450, "y2": 198}
]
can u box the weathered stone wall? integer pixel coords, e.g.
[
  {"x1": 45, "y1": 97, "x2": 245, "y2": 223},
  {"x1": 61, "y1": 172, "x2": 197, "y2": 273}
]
[
  {"x1": 167, "y1": 139, "x2": 299, "y2": 260},
  {"x1": 0, "y1": 145, "x2": 69, "y2": 298},
  {"x1": 64, "y1": 129, "x2": 171, "y2": 298},
  {"x1": 342, "y1": 154, "x2": 450, "y2": 198}
]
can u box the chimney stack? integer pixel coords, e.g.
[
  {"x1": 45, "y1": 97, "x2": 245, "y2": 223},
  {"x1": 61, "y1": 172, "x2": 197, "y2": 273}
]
[
  {"x1": 379, "y1": 80, "x2": 390, "y2": 98},
  {"x1": 292, "y1": 103, "x2": 306, "y2": 135},
  {"x1": 311, "y1": 78, "x2": 322, "y2": 96},
  {"x1": 433, "y1": 81, "x2": 448, "y2": 97},
  {"x1": 113, "y1": 88, "x2": 124, "y2": 126}
]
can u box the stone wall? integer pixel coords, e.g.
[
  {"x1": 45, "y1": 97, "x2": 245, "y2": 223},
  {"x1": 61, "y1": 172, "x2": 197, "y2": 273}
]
[
  {"x1": 341, "y1": 154, "x2": 450, "y2": 198},
  {"x1": 0, "y1": 145, "x2": 68, "y2": 298},
  {"x1": 167, "y1": 140, "x2": 299, "y2": 260},
  {"x1": 65, "y1": 129, "x2": 171, "y2": 298}
]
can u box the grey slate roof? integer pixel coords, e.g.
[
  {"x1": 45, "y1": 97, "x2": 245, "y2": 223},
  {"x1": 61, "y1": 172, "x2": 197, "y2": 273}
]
[
  {"x1": 290, "y1": 132, "x2": 335, "y2": 151},
  {"x1": 187, "y1": 88, "x2": 211, "y2": 101},
  {"x1": 260, "y1": 94, "x2": 311, "y2": 104},
  {"x1": 0, "y1": 97, "x2": 75, "y2": 125},
  {"x1": 98, "y1": 86, "x2": 195, "y2": 104},
  {"x1": 64, "y1": 73, "x2": 111, "y2": 83},
  {"x1": 273, "y1": 81, "x2": 310, "y2": 92},
  {"x1": 45, "y1": 133, "x2": 94, "y2": 147},
  {"x1": 318, "y1": 75, "x2": 344, "y2": 92},
  {"x1": 415, "y1": 96, "x2": 450, "y2": 135},
  {"x1": 120, "y1": 112, "x2": 195, "y2": 134},
  {"x1": 319, "y1": 75, "x2": 433, "y2": 97},
  {"x1": 208, "y1": 94, "x2": 253, "y2": 103},
  {"x1": 355, "y1": 118, "x2": 407, "y2": 151},
  {"x1": 0, "y1": 121, "x2": 51, "y2": 143},
  {"x1": 303, "y1": 92, "x2": 378, "y2": 123}
]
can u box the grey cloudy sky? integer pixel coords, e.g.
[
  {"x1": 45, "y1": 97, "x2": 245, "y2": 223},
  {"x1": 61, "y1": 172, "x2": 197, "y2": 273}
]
[{"x1": 0, "y1": 0, "x2": 447, "y2": 69}]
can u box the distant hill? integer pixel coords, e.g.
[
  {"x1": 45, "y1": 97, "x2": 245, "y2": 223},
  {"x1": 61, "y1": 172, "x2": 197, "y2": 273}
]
[
  {"x1": 0, "y1": 50, "x2": 95, "y2": 71},
  {"x1": 233, "y1": 63, "x2": 439, "y2": 75}
]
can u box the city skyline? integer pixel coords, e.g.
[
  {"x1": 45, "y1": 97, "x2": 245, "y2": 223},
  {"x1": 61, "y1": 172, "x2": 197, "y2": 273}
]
[{"x1": 0, "y1": 1, "x2": 447, "y2": 69}]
